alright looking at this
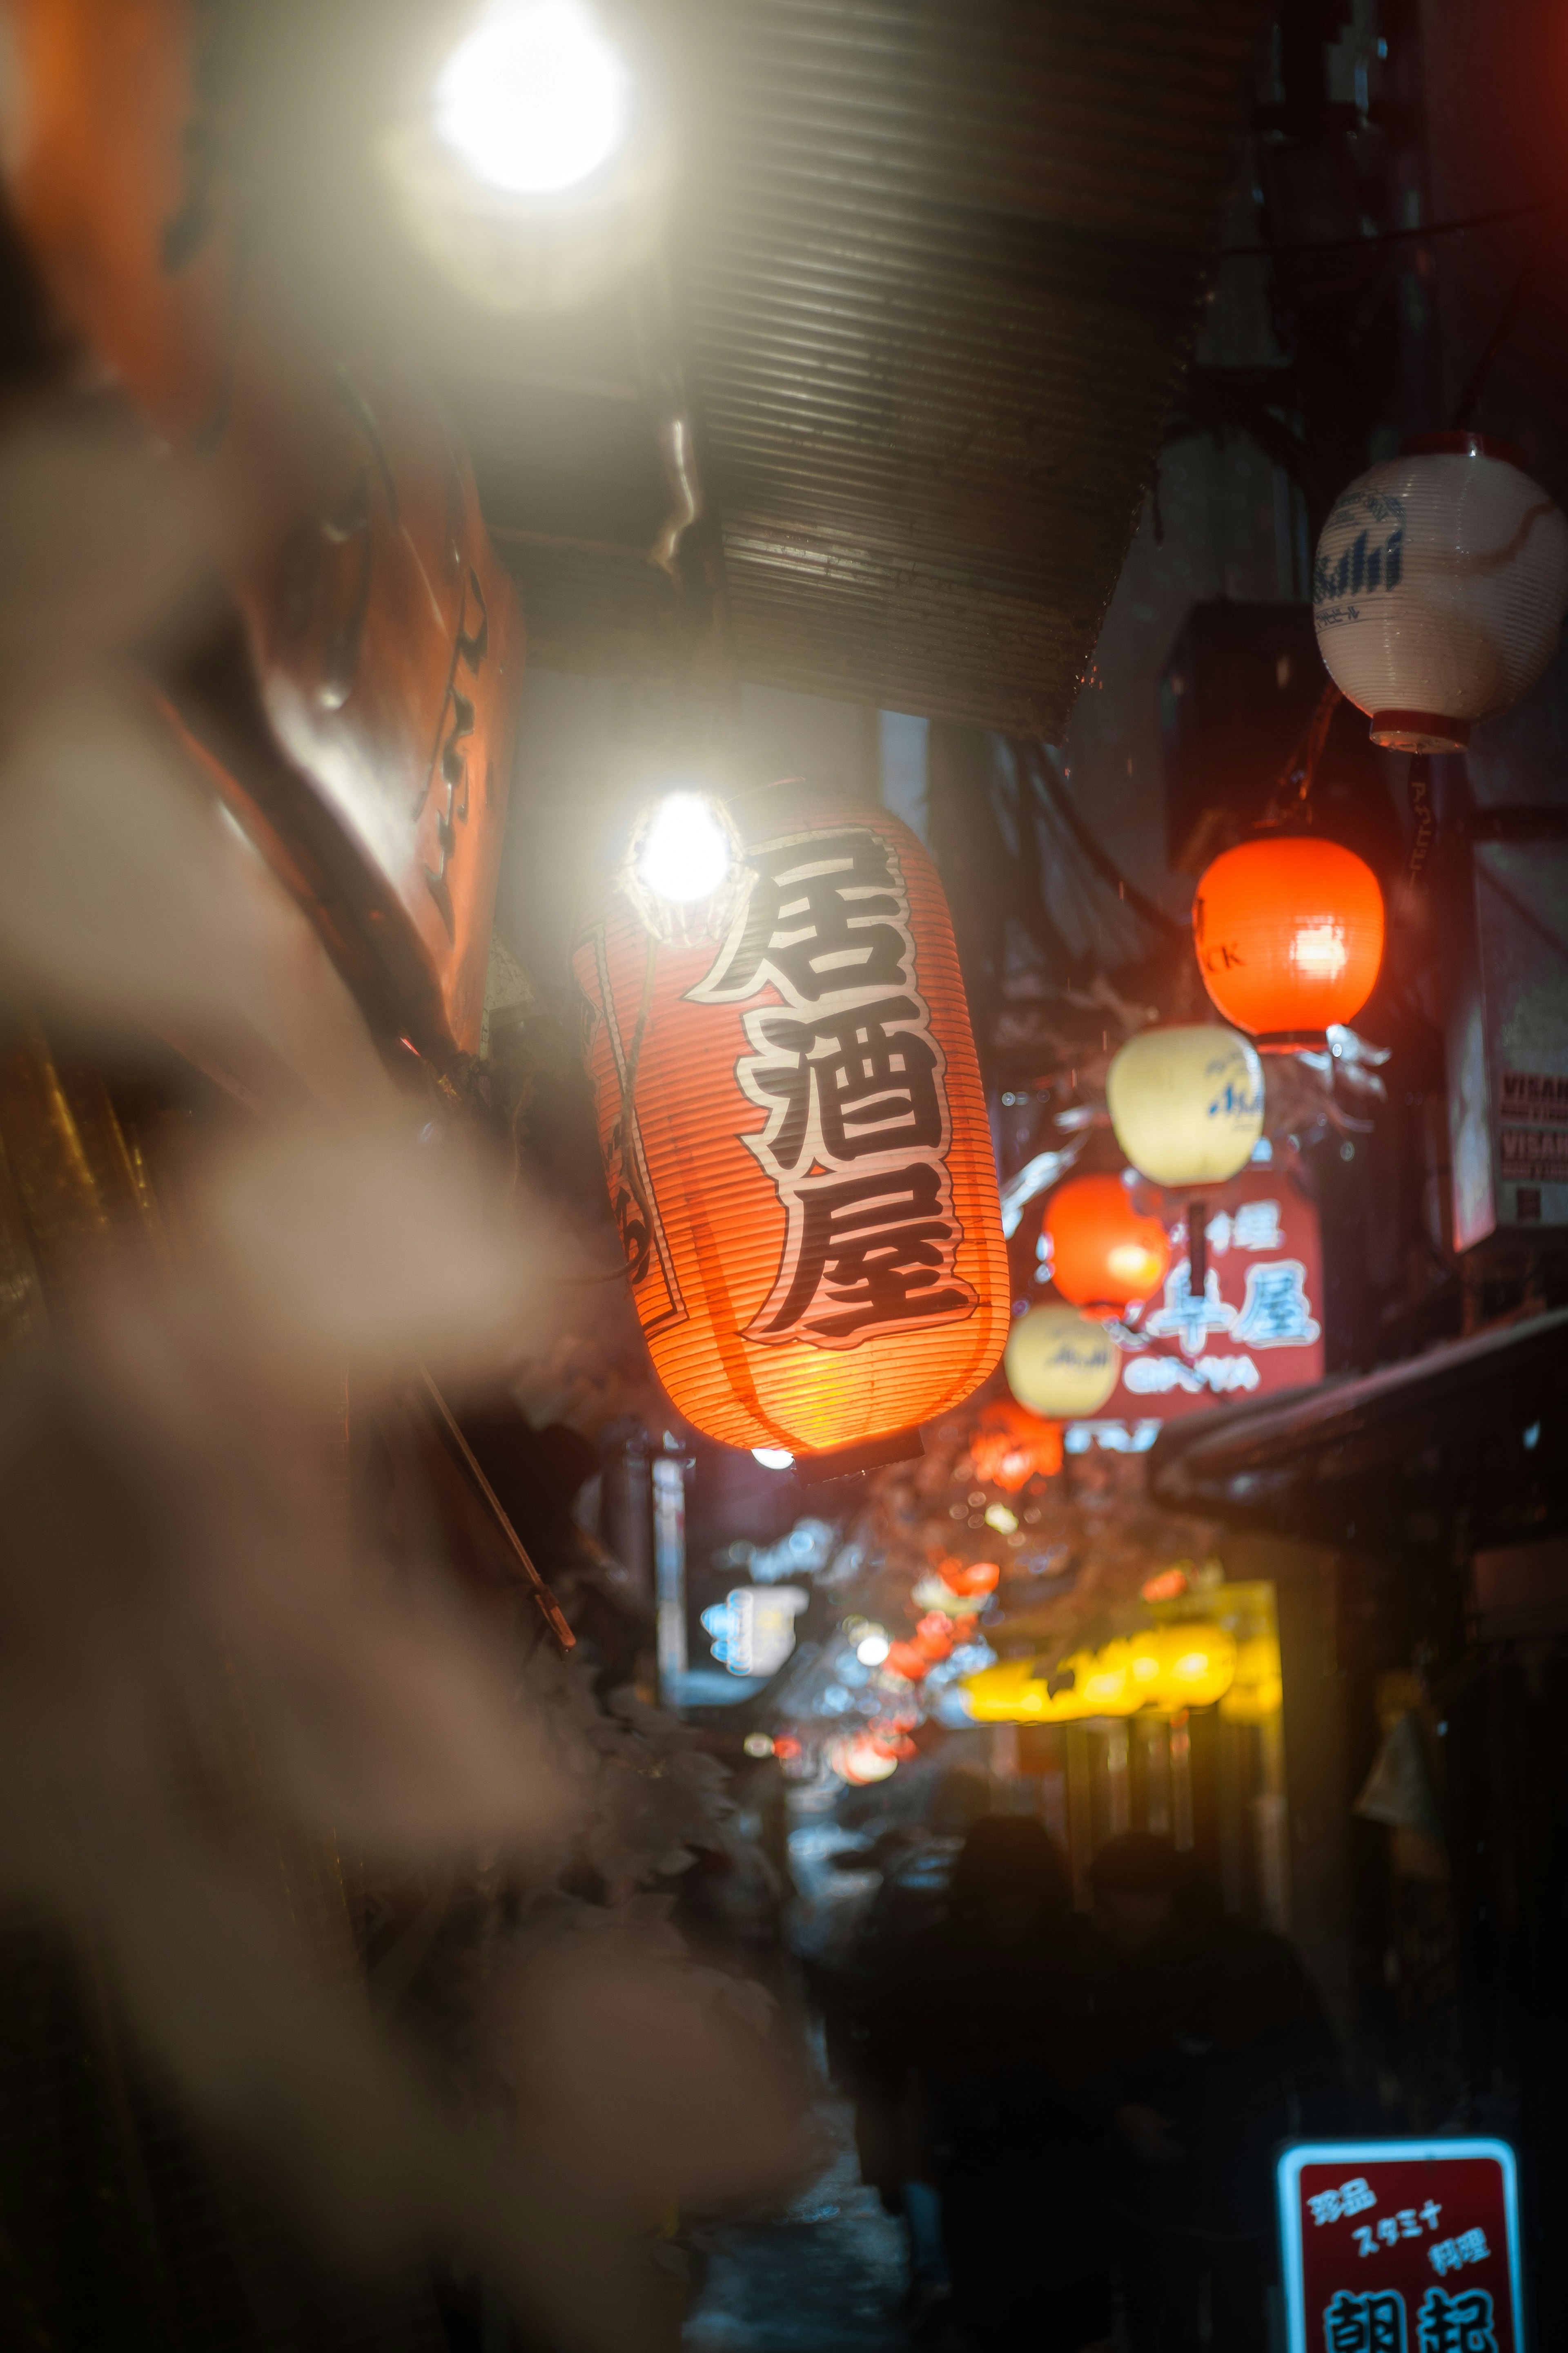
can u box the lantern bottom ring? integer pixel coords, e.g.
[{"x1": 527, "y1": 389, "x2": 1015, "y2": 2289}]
[
  {"x1": 1252, "y1": 1028, "x2": 1331, "y2": 1053},
  {"x1": 793, "y1": 1425, "x2": 925, "y2": 1486},
  {"x1": 1369, "y1": 707, "x2": 1470, "y2": 753}
]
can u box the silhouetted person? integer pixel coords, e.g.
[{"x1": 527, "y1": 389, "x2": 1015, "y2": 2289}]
[
  {"x1": 839, "y1": 1768, "x2": 992, "y2": 2331},
  {"x1": 878, "y1": 1817, "x2": 1113, "y2": 2351},
  {"x1": 1086, "y1": 1833, "x2": 1346, "y2": 2353}
]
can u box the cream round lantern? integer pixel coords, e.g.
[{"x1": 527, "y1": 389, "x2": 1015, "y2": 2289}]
[
  {"x1": 1004, "y1": 1305, "x2": 1120, "y2": 1419},
  {"x1": 1107, "y1": 1024, "x2": 1264, "y2": 1188},
  {"x1": 1314, "y1": 434, "x2": 1568, "y2": 752}
]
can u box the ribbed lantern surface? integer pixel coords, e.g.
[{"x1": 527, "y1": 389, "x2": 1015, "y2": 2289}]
[
  {"x1": 1193, "y1": 836, "x2": 1384, "y2": 1049},
  {"x1": 1107, "y1": 1024, "x2": 1264, "y2": 1188},
  {"x1": 1003, "y1": 1304, "x2": 1120, "y2": 1418},
  {"x1": 1314, "y1": 434, "x2": 1568, "y2": 752},
  {"x1": 574, "y1": 803, "x2": 1007, "y2": 1456}
]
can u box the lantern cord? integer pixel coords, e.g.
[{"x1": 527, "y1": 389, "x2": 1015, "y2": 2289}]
[
  {"x1": 1261, "y1": 680, "x2": 1342, "y2": 830},
  {"x1": 1405, "y1": 755, "x2": 1437, "y2": 891},
  {"x1": 1026, "y1": 744, "x2": 1185, "y2": 939},
  {"x1": 1449, "y1": 206, "x2": 1563, "y2": 430},
  {"x1": 595, "y1": 934, "x2": 662, "y2": 1293},
  {"x1": 419, "y1": 1370, "x2": 577, "y2": 1653},
  {"x1": 1217, "y1": 192, "x2": 1553, "y2": 264}
]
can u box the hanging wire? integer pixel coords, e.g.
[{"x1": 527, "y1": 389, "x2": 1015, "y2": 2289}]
[
  {"x1": 1260, "y1": 680, "x2": 1342, "y2": 829},
  {"x1": 1449, "y1": 197, "x2": 1566, "y2": 429},
  {"x1": 1023, "y1": 743, "x2": 1186, "y2": 941},
  {"x1": 1217, "y1": 193, "x2": 1553, "y2": 264}
]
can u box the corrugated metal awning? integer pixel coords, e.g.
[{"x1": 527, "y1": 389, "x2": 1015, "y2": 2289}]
[
  {"x1": 682, "y1": 0, "x2": 1264, "y2": 731},
  {"x1": 461, "y1": 0, "x2": 1267, "y2": 733}
]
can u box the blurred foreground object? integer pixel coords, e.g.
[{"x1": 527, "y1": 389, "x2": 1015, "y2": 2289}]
[
  {"x1": 0, "y1": 0, "x2": 523, "y2": 1060},
  {"x1": 575, "y1": 794, "x2": 1008, "y2": 1465}
]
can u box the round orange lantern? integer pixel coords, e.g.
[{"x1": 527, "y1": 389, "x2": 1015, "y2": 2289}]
[
  {"x1": 885, "y1": 1640, "x2": 931, "y2": 1682},
  {"x1": 1192, "y1": 836, "x2": 1385, "y2": 1050},
  {"x1": 969, "y1": 1398, "x2": 1064, "y2": 1491},
  {"x1": 1044, "y1": 1173, "x2": 1169, "y2": 1312},
  {"x1": 940, "y1": 1557, "x2": 1001, "y2": 1599},
  {"x1": 574, "y1": 790, "x2": 1009, "y2": 1460}
]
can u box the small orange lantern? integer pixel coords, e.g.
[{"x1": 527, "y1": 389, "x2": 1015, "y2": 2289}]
[
  {"x1": 969, "y1": 1399, "x2": 1064, "y2": 1491},
  {"x1": 915, "y1": 1612, "x2": 956, "y2": 1660},
  {"x1": 1192, "y1": 836, "x2": 1385, "y2": 1050},
  {"x1": 1044, "y1": 1173, "x2": 1169, "y2": 1312},
  {"x1": 886, "y1": 1640, "x2": 931, "y2": 1682},
  {"x1": 575, "y1": 795, "x2": 1008, "y2": 1460},
  {"x1": 940, "y1": 1558, "x2": 1001, "y2": 1599}
]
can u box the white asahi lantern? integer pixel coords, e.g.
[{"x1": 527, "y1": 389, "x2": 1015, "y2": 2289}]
[
  {"x1": 1004, "y1": 1305, "x2": 1120, "y2": 1419},
  {"x1": 1314, "y1": 433, "x2": 1568, "y2": 753},
  {"x1": 1107, "y1": 1025, "x2": 1264, "y2": 1189}
]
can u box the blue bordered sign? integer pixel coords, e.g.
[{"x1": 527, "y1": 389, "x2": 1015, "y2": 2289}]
[{"x1": 1277, "y1": 2139, "x2": 1524, "y2": 2352}]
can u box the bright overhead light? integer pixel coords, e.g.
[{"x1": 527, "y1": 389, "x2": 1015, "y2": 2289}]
[
  {"x1": 856, "y1": 1634, "x2": 891, "y2": 1667},
  {"x1": 639, "y1": 792, "x2": 735, "y2": 906},
  {"x1": 623, "y1": 790, "x2": 747, "y2": 943},
  {"x1": 753, "y1": 1445, "x2": 794, "y2": 1470},
  {"x1": 434, "y1": 0, "x2": 631, "y2": 196}
]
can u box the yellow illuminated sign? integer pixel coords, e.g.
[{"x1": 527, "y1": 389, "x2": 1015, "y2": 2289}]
[{"x1": 962, "y1": 1623, "x2": 1238, "y2": 1723}]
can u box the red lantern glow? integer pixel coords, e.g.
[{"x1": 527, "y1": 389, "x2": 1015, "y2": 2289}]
[
  {"x1": 1044, "y1": 1173, "x2": 1169, "y2": 1311},
  {"x1": 575, "y1": 799, "x2": 1009, "y2": 1461},
  {"x1": 1192, "y1": 836, "x2": 1385, "y2": 1050},
  {"x1": 915, "y1": 1613, "x2": 956, "y2": 1660},
  {"x1": 940, "y1": 1557, "x2": 1001, "y2": 1599},
  {"x1": 969, "y1": 1399, "x2": 1063, "y2": 1490}
]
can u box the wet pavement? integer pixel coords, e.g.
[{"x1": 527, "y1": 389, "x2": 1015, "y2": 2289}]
[{"x1": 684, "y1": 2100, "x2": 909, "y2": 2353}]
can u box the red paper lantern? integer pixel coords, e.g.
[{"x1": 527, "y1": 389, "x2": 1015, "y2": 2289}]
[
  {"x1": 1044, "y1": 1173, "x2": 1169, "y2": 1311},
  {"x1": 1192, "y1": 836, "x2": 1385, "y2": 1050},
  {"x1": 969, "y1": 1399, "x2": 1064, "y2": 1491},
  {"x1": 575, "y1": 796, "x2": 1009, "y2": 1459},
  {"x1": 940, "y1": 1557, "x2": 1001, "y2": 1599},
  {"x1": 885, "y1": 1640, "x2": 931, "y2": 1682}
]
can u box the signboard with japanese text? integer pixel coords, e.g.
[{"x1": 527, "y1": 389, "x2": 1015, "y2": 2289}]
[
  {"x1": 1063, "y1": 1166, "x2": 1324, "y2": 1456},
  {"x1": 573, "y1": 803, "x2": 1008, "y2": 1455},
  {"x1": 1277, "y1": 2139, "x2": 1524, "y2": 2353}
]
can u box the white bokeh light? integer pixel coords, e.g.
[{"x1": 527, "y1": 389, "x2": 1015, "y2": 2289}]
[
  {"x1": 433, "y1": 0, "x2": 631, "y2": 196},
  {"x1": 639, "y1": 792, "x2": 735, "y2": 906},
  {"x1": 752, "y1": 1445, "x2": 794, "y2": 1470},
  {"x1": 856, "y1": 1633, "x2": 890, "y2": 1666}
]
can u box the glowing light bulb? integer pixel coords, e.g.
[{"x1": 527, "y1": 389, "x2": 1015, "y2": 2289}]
[
  {"x1": 1290, "y1": 921, "x2": 1348, "y2": 980},
  {"x1": 434, "y1": 0, "x2": 631, "y2": 196},
  {"x1": 753, "y1": 1445, "x2": 794, "y2": 1470},
  {"x1": 638, "y1": 792, "x2": 735, "y2": 906},
  {"x1": 856, "y1": 1633, "x2": 890, "y2": 1666}
]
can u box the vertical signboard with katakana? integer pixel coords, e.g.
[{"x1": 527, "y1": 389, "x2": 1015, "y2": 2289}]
[{"x1": 1277, "y1": 2140, "x2": 1525, "y2": 2353}]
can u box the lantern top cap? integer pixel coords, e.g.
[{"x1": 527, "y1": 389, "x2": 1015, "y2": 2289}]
[{"x1": 1401, "y1": 430, "x2": 1530, "y2": 471}]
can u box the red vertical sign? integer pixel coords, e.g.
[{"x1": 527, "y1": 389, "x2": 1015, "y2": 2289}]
[{"x1": 1278, "y1": 2140, "x2": 1524, "y2": 2353}]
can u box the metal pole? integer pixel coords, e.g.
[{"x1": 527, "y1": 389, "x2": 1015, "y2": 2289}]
[{"x1": 652, "y1": 1446, "x2": 690, "y2": 1710}]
